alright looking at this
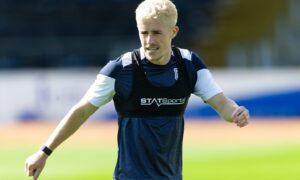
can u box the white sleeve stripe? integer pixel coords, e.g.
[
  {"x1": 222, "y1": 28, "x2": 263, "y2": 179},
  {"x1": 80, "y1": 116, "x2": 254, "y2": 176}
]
[
  {"x1": 121, "y1": 52, "x2": 132, "y2": 67},
  {"x1": 178, "y1": 48, "x2": 192, "y2": 60},
  {"x1": 83, "y1": 74, "x2": 115, "y2": 107},
  {"x1": 193, "y1": 69, "x2": 223, "y2": 101}
]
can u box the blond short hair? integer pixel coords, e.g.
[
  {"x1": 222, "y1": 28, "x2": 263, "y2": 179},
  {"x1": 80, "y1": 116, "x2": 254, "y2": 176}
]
[{"x1": 135, "y1": 0, "x2": 178, "y2": 27}]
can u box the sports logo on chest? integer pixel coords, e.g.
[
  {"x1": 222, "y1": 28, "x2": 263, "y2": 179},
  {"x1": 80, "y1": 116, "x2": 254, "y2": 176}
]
[
  {"x1": 174, "y1": 68, "x2": 178, "y2": 80},
  {"x1": 140, "y1": 97, "x2": 186, "y2": 107}
]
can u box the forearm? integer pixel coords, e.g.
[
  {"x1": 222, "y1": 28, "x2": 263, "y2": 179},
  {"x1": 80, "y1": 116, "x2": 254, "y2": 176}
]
[
  {"x1": 215, "y1": 98, "x2": 238, "y2": 122},
  {"x1": 44, "y1": 101, "x2": 98, "y2": 151},
  {"x1": 207, "y1": 93, "x2": 249, "y2": 127},
  {"x1": 206, "y1": 93, "x2": 238, "y2": 122}
]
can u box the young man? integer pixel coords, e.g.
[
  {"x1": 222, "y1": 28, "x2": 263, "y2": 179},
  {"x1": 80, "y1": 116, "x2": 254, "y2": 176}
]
[{"x1": 25, "y1": 0, "x2": 249, "y2": 179}]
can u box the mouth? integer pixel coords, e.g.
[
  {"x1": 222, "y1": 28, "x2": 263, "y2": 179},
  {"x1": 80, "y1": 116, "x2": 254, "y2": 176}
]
[{"x1": 145, "y1": 47, "x2": 159, "y2": 53}]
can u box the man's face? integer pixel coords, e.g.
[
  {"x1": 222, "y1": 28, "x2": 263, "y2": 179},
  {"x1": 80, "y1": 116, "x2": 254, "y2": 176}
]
[{"x1": 137, "y1": 17, "x2": 178, "y2": 65}]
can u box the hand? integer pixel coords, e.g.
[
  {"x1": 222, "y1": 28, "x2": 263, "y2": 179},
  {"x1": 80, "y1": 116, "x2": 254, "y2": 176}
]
[
  {"x1": 25, "y1": 150, "x2": 48, "y2": 180},
  {"x1": 232, "y1": 106, "x2": 249, "y2": 128}
]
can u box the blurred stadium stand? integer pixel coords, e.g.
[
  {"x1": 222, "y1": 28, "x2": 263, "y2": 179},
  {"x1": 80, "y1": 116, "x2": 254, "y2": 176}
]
[
  {"x1": 1, "y1": 0, "x2": 297, "y2": 69},
  {"x1": 0, "y1": 0, "x2": 218, "y2": 68}
]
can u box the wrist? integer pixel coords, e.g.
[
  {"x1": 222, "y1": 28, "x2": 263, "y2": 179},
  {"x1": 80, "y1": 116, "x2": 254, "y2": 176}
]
[{"x1": 40, "y1": 145, "x2": 53, "y2": 156}]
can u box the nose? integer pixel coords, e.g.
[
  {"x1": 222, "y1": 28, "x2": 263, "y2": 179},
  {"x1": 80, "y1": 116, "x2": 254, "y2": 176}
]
[{"x1": 146, "y1": 34, "x2": 155, "y2": 44}]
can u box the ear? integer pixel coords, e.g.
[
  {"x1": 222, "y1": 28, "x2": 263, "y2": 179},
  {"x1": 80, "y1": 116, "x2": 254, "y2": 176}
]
[{"x1": 172, "y1": 26, "x2": 179, "y2": 38}]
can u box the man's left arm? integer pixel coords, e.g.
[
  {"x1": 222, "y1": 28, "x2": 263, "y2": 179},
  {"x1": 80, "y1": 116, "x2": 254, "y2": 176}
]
[{"x1": 206, "y1": 93, "x2": 250, "y2": 127}]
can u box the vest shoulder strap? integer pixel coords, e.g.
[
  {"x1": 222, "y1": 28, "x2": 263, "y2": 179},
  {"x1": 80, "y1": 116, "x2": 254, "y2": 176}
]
[
  {"x1": 172, "y1": 46, "x2": 183, "y2": 63},
  {"x1": 131, "y1": 49, "x2": 141, "y2": 67}
]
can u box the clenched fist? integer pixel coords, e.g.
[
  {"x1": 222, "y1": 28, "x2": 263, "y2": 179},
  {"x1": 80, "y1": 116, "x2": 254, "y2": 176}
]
[
  {"x1": 232, "y1": 106, "x2": 249, "y2": 127},
  {"x1": 25, "y1": 150, "x2": 48, "y2": 180}
]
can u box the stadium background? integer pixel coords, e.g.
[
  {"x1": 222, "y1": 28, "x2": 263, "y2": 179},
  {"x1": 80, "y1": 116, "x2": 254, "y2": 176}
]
[{"x1": 0, "y1": 0, "x2": 299, "y2": 179}]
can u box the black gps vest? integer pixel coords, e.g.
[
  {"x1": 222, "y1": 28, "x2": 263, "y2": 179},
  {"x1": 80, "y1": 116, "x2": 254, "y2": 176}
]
[{"x1": 113, "y1": 47, "x2": 192, "y2": 117}]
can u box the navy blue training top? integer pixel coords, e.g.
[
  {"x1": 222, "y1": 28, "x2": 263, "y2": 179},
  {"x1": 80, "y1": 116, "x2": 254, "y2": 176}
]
[{"x1": 84, "y1": 47, "x2": 222, "y2": 180}]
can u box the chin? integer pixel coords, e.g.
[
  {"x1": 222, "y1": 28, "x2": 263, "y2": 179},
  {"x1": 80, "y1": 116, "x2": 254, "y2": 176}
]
[
  {"x1": 149, "y1": 56, "x2": 161, "y2": 61},
  {"x1": 147, "y1": 59, "x2": 157, "y2": 62},
  {"x1": 145, "y1": 54, "x2": 155, "y2": 61}
]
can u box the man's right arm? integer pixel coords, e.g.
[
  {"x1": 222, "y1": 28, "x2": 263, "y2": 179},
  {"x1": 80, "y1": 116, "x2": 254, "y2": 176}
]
[
  {"x1": 25, "y1": 100, "x2": 98, "y2": 180},
  {"x1": 45, "y1": 100, "x2": 98, "y2": 151},
  {"x1": 25, "y1": 55, "x2": 121, "y2": 179}
]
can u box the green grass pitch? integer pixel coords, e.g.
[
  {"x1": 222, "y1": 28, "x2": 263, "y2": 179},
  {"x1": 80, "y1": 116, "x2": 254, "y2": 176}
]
[{"x1": 1, "y1": 143, "x2": 300, "y2": 180}]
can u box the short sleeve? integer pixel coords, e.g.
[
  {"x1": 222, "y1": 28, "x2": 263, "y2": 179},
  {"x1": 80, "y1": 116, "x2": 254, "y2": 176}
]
[
  {"x1": 82, "y1": 74, "x2": 115, "y2": 107},
  {"x1": 193, "y1": 69, "x2": 223, "y2": 101}
]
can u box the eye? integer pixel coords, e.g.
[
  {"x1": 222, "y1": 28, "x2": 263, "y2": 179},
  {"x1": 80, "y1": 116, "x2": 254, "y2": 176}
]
[
  {"x1": 153, "y1": 31, "x2": 161, "y2": 35},
  {"x1": 140, "y1": 31, "x2": 148, "y2": 35}
]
